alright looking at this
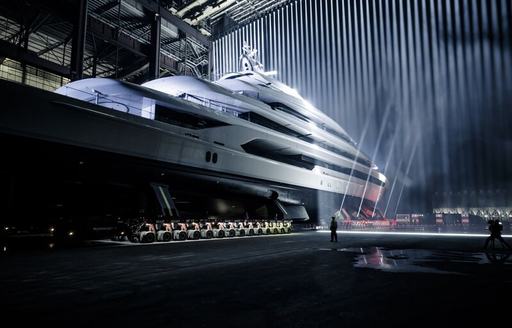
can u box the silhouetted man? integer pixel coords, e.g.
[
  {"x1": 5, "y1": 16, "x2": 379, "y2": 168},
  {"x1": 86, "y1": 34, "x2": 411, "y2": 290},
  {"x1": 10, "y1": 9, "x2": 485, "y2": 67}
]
[
  {"x1": 330, "y1": 216, "x2": 338, "y2": 242},
  {"x1": 484, "y1": 219, "x2": 511, "y2": 250}
]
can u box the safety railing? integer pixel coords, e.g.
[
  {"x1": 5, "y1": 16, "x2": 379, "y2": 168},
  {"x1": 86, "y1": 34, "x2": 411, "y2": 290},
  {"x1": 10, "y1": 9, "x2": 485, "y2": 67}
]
[
  {"x1": 179, "y1": 92, "x2": 243, "y2": 117},
  {"x1": 58, "y1": 85, "x2": 155, "y2": 118}
]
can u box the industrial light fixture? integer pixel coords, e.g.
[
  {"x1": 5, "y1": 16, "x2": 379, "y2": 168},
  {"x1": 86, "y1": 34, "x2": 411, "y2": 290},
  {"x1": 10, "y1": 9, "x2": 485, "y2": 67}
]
[{"x1": 317, "y1": 230, "x2": 512, "y2": 238}]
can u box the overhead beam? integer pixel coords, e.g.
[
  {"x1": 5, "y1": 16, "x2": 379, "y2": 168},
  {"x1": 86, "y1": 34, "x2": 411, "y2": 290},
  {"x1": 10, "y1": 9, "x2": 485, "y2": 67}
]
[
  {"x1": 70, "y1": 0, "x2": 88, "y2": 80},
  {"x1": 187, "y1": 0, "x2": 237, "y2": 26},
  {"x1": 0, "y1": 39, "x2": 70, "y2": 77},
  {"x1": 37, "y1": 34, "x2": 72, "y2": 56},
  {"x1": 148, "y1": 12, "x2": 161, "y2": 80},
  {"x1": 159, "y1": 53, "x2": 178, "y2": 74},
  {"x1": 107, "y1": 58, "x2": 148, "y2": 80},
  {"x1": 0, "y1": 0, "x2": 208, "y2": 81},
  {"x1": 88, "y1": 16, "x2": 146, "y2": 56},
  {"x1": 177, "y1": 0, "x2": 208, "y2": 17},
  {"x1": 137, "y1": 0, "x2": 210, "y2": 47},
  {"x1": 92, "y1": 0, "x2": 119, "y2": 15},
  {"x1": 162, "y1": 37, "x2": 181, "y2": 46}
]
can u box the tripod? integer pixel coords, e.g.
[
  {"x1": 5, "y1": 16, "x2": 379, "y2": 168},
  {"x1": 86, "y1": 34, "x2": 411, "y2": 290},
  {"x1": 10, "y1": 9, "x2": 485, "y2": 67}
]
[{"x1": 484, "y1": 234, "x2": 511, "y2": 250}]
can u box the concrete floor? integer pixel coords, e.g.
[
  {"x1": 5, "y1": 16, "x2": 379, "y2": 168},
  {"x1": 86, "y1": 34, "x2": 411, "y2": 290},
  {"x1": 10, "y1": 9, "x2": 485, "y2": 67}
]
[{"x1": 1, "y1": 231, "x2": 511, "y2": 327}]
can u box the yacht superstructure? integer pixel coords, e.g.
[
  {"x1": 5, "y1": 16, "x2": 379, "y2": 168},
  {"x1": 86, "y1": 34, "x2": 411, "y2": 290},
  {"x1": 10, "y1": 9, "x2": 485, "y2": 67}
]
[{"x1": 0, "y1": 44, "x2": 386, "y2": 222}]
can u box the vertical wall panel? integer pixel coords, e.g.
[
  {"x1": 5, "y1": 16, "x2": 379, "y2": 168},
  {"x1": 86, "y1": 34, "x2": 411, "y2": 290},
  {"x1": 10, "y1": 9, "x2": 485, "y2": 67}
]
[{"x1": 211, "y1": 0, "x2": 512, "y2": 215}]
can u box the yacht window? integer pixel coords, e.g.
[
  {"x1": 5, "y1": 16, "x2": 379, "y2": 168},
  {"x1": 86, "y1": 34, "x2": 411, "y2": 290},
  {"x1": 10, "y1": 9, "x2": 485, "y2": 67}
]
[
  {"x1": 239, "y1": 111, "x2": 370, "y2": 167},
  {"x1": 223, "y1": 72, "x2": 253, "y2": 80},
  {"x1": 281, "y1": 155, "x2": 380, "y2": 184},
  {"x1": 238, "y1": 112, "x2": 314, "y2": 143},
  {"x1": 316, "y1": 142, "x2": 372, "y2": 167},
  {"x1": 154, "y1": 105, "x2": 229, "y2": 130},
  {"x1": 269, "y1": 102, "x2": 310, "y2": 123},
  {"x1": 241, "y1": 142, "x2": 381, "y2": 185},
  {"x1": 322, "y1": 125, "x2": 354, "y2": 145},
  {"x1": 268, "y1": 102, "x2": 355, "y2": 147}
]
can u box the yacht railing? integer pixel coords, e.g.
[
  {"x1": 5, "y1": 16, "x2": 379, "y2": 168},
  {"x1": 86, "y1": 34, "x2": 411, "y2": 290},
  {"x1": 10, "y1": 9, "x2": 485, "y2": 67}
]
[
  {"x1": 58, "y1": 85, "x2": 155, "y2": 118},
  {"x1": 179, "y1": 92, "x2": 242, "y2": 117},
  {"x1": 59, "y1": 84, "x2": 247, "y2": 120}
]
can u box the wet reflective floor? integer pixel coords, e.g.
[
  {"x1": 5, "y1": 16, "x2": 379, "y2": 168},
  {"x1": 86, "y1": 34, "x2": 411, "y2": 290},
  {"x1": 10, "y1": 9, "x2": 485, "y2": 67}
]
[
  {"x1": 1, "y1": 231, "x2": 511, "y2": 327},
  {"x1": 318, "y1": 247, "x2": 512, "y2": 275}
]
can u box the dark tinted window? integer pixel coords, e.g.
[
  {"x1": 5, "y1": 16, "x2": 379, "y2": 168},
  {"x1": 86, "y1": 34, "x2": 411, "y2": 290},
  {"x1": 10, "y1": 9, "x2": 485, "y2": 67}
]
[
  {"x1": 154, "y1": 105, "x2": 229, "y2": 130},
  {"x1": 223, "y1": 72, "x2": 253, "y2": 80},
  {"x1": 316, "y1": 142, "x2": 372, "y2": 167},
  {"x1": 289, "y1": 155, "x2": 380, "y2": 184},
  {"x1": 268, "y1": 103, "x2": 354, "y2": 145},
  {"x1": 239, "y1": 111, "x2": 370, "y2": 168},
  {"x1": 241, "y1": 142, "x2": 381, "y2": 185},
  {"x1": 321, "y1": 125, "x2": 353, "y2": 144},
  {"x1": 269, "y1": 102, "x2": 310, "y2": 122},
  {"x1": 239, "y1": 112, "x2": 314, "y2": 143}
]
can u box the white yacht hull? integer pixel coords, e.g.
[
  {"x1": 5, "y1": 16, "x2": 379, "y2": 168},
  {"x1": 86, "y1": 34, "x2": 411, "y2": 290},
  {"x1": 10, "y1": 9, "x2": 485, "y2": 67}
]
[{"x1": 1, "y1": 79, "x2": 384, "y2": 222}]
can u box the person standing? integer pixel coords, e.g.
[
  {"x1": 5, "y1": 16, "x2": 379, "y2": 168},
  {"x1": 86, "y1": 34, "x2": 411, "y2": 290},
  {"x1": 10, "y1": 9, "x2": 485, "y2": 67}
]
[{"x1": 330, "y1": 216, "x2": 338, "y2": 242}]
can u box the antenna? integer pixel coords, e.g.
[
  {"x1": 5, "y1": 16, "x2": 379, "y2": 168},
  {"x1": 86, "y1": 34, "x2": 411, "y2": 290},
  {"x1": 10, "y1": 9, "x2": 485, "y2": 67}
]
[{"x1": 239, "y1": 41, "x2": 264, "y2": 73}]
